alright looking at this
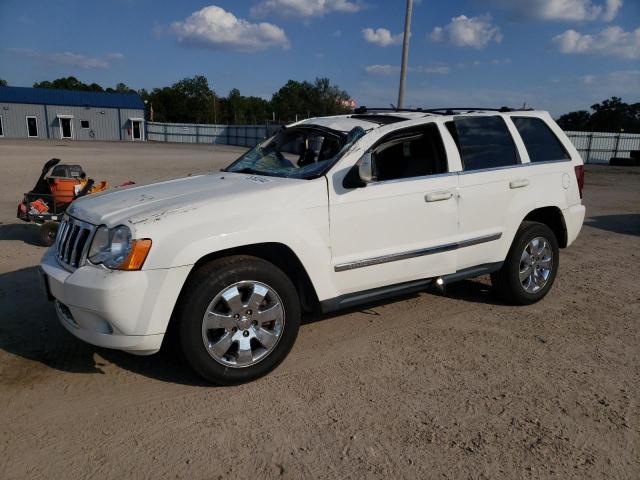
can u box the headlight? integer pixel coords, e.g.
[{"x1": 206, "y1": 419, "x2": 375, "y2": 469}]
[{"x1": 88, "y1": 225, "x2": 152, "y2": 270}]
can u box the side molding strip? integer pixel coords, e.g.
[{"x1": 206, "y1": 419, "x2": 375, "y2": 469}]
[{"x1": 334, "y1": 232, "x2": 502, "y2": 272}]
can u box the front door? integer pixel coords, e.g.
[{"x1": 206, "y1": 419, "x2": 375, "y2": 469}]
[
  {"x1": 132, "y1": 120, "x2": 142, "y2": 140},
  {"x1": 329, "y1": 123, "x2": 459, "y2": 295},
  {"x1": 60, "y1": 118, "x2": 73, "y2": 139}
]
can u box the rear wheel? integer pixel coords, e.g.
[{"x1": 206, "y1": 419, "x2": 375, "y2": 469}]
[
  {"x1": 39, "y1": 221, "x2": 58, "y2": 247},
  {"x1": 491, "y1": 221, "x2": 559, "y2": 305},
  {"x1": 177, "y1": 256, "x2": 300, "y2": 385}
]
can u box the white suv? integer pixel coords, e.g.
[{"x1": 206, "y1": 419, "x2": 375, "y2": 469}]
[{"x1": 40, "y1": 107, "x2": 586, "y2": 384}]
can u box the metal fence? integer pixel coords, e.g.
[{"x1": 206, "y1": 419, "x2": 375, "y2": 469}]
[
  {"x1": 147, "y1": 122, "x2": 640, "y2": 164},
  {"x1": 146, "y1": 122, "x2": 281, "y2": 147},
  {"x1": 565, "y1": 131, "x2": 640, "y2": 164}
]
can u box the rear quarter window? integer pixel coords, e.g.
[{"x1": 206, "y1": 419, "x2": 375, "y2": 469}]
[
  {"x1": 512, "y1": 117, "x2": 570, "y2": 163},
  {"x1": 446, "y1": 116, "x2": 519, "y2": 171}
]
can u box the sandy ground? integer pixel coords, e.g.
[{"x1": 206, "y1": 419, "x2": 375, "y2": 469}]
[{"x1": 0, "y1": 139, "x2": 638, "y2": 479}]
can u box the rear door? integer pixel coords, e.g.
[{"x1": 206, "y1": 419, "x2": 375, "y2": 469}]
[{"x1": 447, "y1": 115, "x2": 529, "y2": 270}]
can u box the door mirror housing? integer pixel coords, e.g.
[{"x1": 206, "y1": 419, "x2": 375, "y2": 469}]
[{"x1": 342, "y1": 151, "x2": 376, "y2": 189}]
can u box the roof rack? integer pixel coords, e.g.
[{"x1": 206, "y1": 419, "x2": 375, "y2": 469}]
[
  {"x1": 353, "y1": 106, "x2": 535, "y2": 115},
  {"x1": 352, "y1": 106, "x2": 428, "y2": 114},
  {"x1": 422, "y1": 107, "x2": 534, "y2": 115}
]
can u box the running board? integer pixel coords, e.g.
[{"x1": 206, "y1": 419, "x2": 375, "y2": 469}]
[
  {"x1": 319, "y1": 262, "x2": 503, "y2": 314},
  {"x1": 439, "y1": 262, "x2": 503, "y2": 285}
]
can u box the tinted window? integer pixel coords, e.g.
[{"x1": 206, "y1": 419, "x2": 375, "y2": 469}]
[
  {"x1": 373, "y1": 124, "x2": 448, "y2": 181},
  {"x1": 446, "y1": 116, "x2": 518, "y2": 171},
  {"x1": 81, "y1": 120, "x2": 90, "y2": 129},
  {"x1": 513, "y1": 117, "x2": 570, "y2": 163},
  {"x1": 0, "y1": 116, "x2": 3, "y2": 136}
]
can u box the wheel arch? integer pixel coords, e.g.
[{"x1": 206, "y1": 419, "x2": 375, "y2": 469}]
[
  {"x1": 172, "y1": 242, "x2": 320, "y2": 320},
  {"x1": 522, "y1": 206, "x2": 568, "y2": 248}
]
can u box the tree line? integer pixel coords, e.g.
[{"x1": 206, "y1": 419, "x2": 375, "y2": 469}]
[
  {"x1": 0, "y1": 76, "x2": 638, "y2": 132},
  {"x1": 556, "y1": 97, "x2": 640, "y2": 133},
  {"x1": 0, "y1": 75, "x2": 353, "y2": 125}
]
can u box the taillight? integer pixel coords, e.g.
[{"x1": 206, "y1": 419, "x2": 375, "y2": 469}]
[{"x1": 574, "y1": 165, "x2": 584, "y2": 199}]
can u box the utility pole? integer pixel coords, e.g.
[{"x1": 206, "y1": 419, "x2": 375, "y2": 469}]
[{"x1": 397, "y1": 0, "x2": 413, "y2": 109}]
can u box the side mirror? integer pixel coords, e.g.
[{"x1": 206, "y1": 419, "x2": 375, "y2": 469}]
[
  {"x1": 359, "y1": 151, "x2": 375, "y2": 183},
  {"x1": 342, "y1": 151, "x2": 375, "y2": 189}
]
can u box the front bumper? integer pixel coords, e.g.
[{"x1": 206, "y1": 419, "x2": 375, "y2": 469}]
[{"x1": 40, "y1": 247, "x2": 192, "y2": 355}]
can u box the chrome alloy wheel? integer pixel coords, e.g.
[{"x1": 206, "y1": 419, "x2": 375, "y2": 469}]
[
  {"x1": 519, "y1": 236, "x2": 553, "y2": 294},
  {"x1": 201, "y1": 281, "x2": 285, "y2": 368}
]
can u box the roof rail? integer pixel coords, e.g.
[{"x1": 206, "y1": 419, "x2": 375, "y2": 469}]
[
  {"x1": 353, "y1": 106, "x2": 428, "y2": 114},
  {"x1": 353, "y1": 106, "x2": 535, "y2": 115},
  {"x1": 422, "y1": 107, "x2": 535, "y2": 115}
]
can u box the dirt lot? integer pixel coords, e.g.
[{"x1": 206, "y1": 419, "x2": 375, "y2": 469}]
[{"x1": 1, "y1": 139, "x2": 638, "y2": 479}]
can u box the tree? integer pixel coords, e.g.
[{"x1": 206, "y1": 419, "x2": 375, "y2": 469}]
[
  {"x1": 0, "y1": 79, "x2": 7, "y2": 87},
  {"x1": 556, "y1": 110, "x2": 590, "y2": 131},
  {"x1": 33, "y1": 76, "x2": 104, "y2": 92},
  {"x1": 270, "y1": 78, "x2": 352, "y2": 123},
  {"x1": 143, "y1": 75, "x2": 216, "y2": 123},
  {"x1": 557, "y1": 97, "x2": 640, "y2": 133}
]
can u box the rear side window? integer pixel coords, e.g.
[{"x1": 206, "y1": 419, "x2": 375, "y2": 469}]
[
  {"x1": 446, "y1": 116, "x2": 519, "y2": 171},
  {"x1": 512, "y1": 117, "x2": 570, "y2": 163}
]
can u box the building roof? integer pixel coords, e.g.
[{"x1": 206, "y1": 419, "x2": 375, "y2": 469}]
[{"x1": 0, "y1": 86, "x2": 145, "y2": 109}]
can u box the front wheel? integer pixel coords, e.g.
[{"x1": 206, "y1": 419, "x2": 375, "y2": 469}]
[
  {"x1": 177, "y1": 256, "x2": 300, "y2": 385},
  {"x1": 491, "y1": 221, "x2": 559, "y2": 305}
]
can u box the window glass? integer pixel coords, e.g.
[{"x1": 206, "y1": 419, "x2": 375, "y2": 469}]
[
  {"x1": 447, "y1": 116, "x2": 518, "y2": 171},
  {"x1": 226, "y1": 126, "x2": 366, "y2": 179},
  {"x1": 81, "y1": 120, "x2": 90, "y2": 129},
  {"x1": 0, "y1": 116, "x2": 3, "y2": 136},
  {"x1": 27, "y1": 117, "x2": 38, "y2": 137},
  {"x1": 512, "y1": 117, "x2": 570, "y2": 163},
  {"x1": 372, "y1": 124, "x2": 448, "y2": 181}
]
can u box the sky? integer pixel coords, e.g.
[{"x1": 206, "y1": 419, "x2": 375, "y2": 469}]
[{"x1": 0, "y1": 0, "x2": 639, "y2": 116}]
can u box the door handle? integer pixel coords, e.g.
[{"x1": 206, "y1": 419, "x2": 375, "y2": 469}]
[
  {"x1": 509, "y1": 179, "x2": 530, "y2": 189},
  {"x1": 425, "y1": 191, "x2": 453, "y2": 202}
]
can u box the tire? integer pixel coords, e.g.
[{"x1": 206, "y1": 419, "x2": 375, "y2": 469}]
[
  {"x1": 177, "y1": 255, "x2": 301, "y2": 385},
  {"x1": 39, "y1": 221, "x2": 59, "y2": 247},
  {"x1": 491, "y1": 221, "x2": 559, "y2": 305}
]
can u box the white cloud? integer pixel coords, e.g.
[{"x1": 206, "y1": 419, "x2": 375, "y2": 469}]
[
  {"x1": 365, "y1": 64, "x2": 399, "y2": 75},
  {"x1": 365, "y1": 64, "x2": 450, "y2": 75},
  {"x1": 429, "y1": 15, "x2": 502, "y2": 49},
  {"x1": 577, "y1": 70, "x2": 640, "y2": 97},
  {"x1": 362, "y1": 28, "x2": 403, "y2": 47},
  {"x1": 603, "y1": 0, "x2": 623, "y2": 22},
  {"x1": 9, "y1": 48, "x2": 123, "y2": 69},
  {"x1": 251, "y1": 0, "x2": 362, "y2": 18},
  {"x1": 413, "y1": 65, "x2": 451, "y2": 74},
  {"x1": 552, "y1": 26, "x2": 640, "y2": 59},
  {"x1": 171, "y1": 5, "x2": 290, "y2": 52},
  {"x1": 481, "y1": 0, "x2": 623, "y2": 22}
]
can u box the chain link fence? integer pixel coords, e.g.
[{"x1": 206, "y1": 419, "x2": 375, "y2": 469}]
[{"x1": 147, "y1": 122, "x2": 640, "y2": 164}]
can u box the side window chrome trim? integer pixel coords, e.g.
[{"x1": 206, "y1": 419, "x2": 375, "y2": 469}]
[
  {"x1": 367, "y1": 171, "x2": 457, "y2": 186},
  {"x1": 334, "y1": 232, "x2": 502, "y2": 272}
]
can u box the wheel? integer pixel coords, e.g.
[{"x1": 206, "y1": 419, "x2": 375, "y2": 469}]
[
  {"x1": 491, "y1": 221, "x2": 559, "y2": 305},
  {"x1": 39, "y1": 221, "x2": 59, "y2": 247},
  {"x1": 177, "y1": 255, "x2": 301, "y2": 385}
]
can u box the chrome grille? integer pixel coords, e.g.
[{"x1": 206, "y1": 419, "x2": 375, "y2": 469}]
[{"x1": 55, "y1": 216, "x2": 96, "y2": 270}]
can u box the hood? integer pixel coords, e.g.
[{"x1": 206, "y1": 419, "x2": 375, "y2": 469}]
[{"x1": 67, "y1": 172, "x2": 300, "y2": 227}]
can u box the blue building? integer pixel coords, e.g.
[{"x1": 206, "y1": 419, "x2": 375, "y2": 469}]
[{"x1": 0, "y1": 86, "x2": 146, "y2": 141}]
